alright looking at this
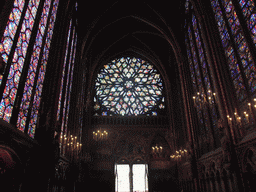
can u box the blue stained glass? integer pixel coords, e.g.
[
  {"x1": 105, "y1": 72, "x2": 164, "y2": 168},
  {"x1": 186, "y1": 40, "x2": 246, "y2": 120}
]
[
  {"x1": 239, "y1": 0, "x2": 246, "y2": 7},
  {"x1": 0, "y1": 0, "x2": 40, "y2": 122},
  {"x1": 17, "y1": 0, "x2": 52, "y2": 132},
  {"x1": 211, "y1": 0, "x2": 250, "y2": 101},
  {"x1": 95, "y1": 57, "x2": 164, "y2": 116},
  {"x1": 239, "y1": 0, "x2": 256, "y2": 45},
  {"x1": 27, "y1": 0, "x2": 59, "y2": 138}
]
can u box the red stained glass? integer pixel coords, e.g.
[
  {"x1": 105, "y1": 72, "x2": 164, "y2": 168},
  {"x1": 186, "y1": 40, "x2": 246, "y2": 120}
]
[
  {"x1": 17, "y1": 0, "x2": 51, "y2": 132},
  {"x1": 0, "y1": 0, "x2": 25, "y2": 66},
  {"x1": 94, "y1": 57, "x2": 164, "y2": 116},
  {"x1": 28, "y1": 0, "x2": 60, "y2": 138},
  {"x1": 0, "y1": 0, "x2": 40, "y2": 122},
  {"x1": 211, "y1": 0, "x2": 249, "y2": 101}
]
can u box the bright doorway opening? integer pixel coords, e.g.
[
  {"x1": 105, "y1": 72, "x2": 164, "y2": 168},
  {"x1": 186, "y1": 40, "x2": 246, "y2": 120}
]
[{"x1": 115, "y1": 163, "x2": 148, "y2": 192}]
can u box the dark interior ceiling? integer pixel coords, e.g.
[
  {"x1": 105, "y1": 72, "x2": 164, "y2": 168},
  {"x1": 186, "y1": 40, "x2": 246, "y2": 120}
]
[
  {"x1": 76, "y1": 0, "x2": 188, "y2": 146},
  {"x1": 77, "y1": 0, "x2": 187, "y2": 86}
]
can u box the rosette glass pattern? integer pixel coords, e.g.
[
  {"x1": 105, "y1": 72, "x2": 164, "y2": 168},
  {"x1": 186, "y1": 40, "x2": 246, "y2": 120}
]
[{"x1": 94, "y1": 57, "x2": 165, "y2": 116}]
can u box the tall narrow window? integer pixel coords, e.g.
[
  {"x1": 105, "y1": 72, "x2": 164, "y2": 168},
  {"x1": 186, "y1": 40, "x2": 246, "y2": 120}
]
[
  {"x1": 115, "y1": 164, "x2": 130, "y2": 192},
  {"x1": 185, "y1": 2, "x2": 220, "y2": 154},
  {"x1": 27, "y1": 0, "x2": 59, "y2": 137},
  {"x1": 0, "y1": 0, "x2": 41, "y2": 122},
  {"x1": 238, "y1": 0, "x2": 256, "y2": 45},
  {"x1": 132, "y1": 164, "x2": 148, "y2": 192},
  {"x1": 57, "y1": 18, "x2": 77, "y2": 141},
  {"x1": 0, "y1": 0, "x2": 59, "y2": 138},
  {"x1": 211, "y1": 0, "x2": 256, "y2": 105},
  {"x1": 0, "y1": 0, "x2": 26, "y2": 79}
]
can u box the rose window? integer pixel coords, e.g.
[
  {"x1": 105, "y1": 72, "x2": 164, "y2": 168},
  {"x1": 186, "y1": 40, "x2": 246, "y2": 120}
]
[{"x1": 94, "y1": 57, "x2": 165, "y2": 116}]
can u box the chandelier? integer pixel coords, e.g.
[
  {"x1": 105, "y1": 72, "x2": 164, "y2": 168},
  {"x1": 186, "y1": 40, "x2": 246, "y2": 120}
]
[
  {"x1": 151, "y1": 144, "x2": 164, "y2": 158},
  {"x1": 192, "y1": 90, "x2": 217, "y2": 110},
  {"x1": 60, "y1": 134, "x2": 82, "y2": 159},
  {"x1": 170, "y1": 149, "x2": 188, "y2": 161},
  {"x1": 93, "y1": 129, "x2": 109, "y2": 141}
]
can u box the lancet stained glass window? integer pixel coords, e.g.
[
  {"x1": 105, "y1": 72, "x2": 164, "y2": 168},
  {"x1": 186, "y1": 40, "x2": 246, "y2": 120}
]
[
  {"x1": 57, "y1": 18, "x2": 77, "y2": 139},
  {"x1": 0, "y1": 0, "x2": 59, "y2": 138},
  {"x1": 211, "y1": 0, "x2": 256, "y2": 103},
  {"x1": 27, "y1": 0, "x2": 59, "y2": 137},
  {"x1": 0, "y1": 0, "x2": 41, "y2": 122},
  {"x1": 0, "y1": 0, "x2": 25, "y2": 76},
  {"x1": 185, "y1": 2, "x2": 220, "y2": 153},
  {"x1": 238, "y1": 0, "x2": 256, "y2": 45},
  {"x1": 94, "y1": 57, "x2": 165, "y2": 116}
]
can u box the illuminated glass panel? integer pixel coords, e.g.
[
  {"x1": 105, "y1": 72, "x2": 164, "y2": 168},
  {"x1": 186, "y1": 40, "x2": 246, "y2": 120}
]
[
  {"x1": 192, "y1": 15, "x2": 218, "y2": 127},
  {"x1": 62, "y1": 33, "x2": 77, "y2": 137},
  {"x1": 57, "y1": 22, "x2": 77, "y2": 138},
  {"x1": 187, "y1": 26, "x2": 210, "y2": 134},
  {"x1": 115, "y1": 164, "x2": 130, "y2": 192},
  {"x1": 211, "y1": 0, "x2": 256, "y2": 101},
  {"x1": 95, "y1": 57, "x2": 164, "y2": 116},
  {"x1": 115, "y1": 164, "x2": 148, "y2": 192},
  {"x1": 185, "y1": 9, "x2": 220, "y2": 151},
  {"x1": 28, "y1": 0, "x2": 59, "y2": 138},
  {"x1": 0, "y1": 0, "x2": 41, "y2": 122},
  {"x1": 185, "y1": 0, "x2": 190, "y2": 14},
  {"x1": 17, "y1": 0, "x2": 52, "y2": 132},
  {"x1": 132, "y1": 164, "x2": 148, "y2": 192},
  {"x1": 239, "y1": 0, "x2": 256, "y2": 45},
  {"x1": 0, "y1": 0, "x2": 25, "y2": 73},
  {"x1": 57, "y1": 20, "x2": 72, "y2": 122}
]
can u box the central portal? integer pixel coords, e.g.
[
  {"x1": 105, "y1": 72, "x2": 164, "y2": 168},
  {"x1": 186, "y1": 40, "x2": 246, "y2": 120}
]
[{"x1": 115, "y1": 163, "x2": 148, "y2": 192}]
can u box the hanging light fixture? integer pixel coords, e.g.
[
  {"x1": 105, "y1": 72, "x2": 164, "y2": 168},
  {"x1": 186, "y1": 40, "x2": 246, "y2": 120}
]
[
  {"x1": 93, "y1": 129, "x2": 109, "y2": 141},
  {"x1": 170, "y1": 149, "x2": 188, "y2": 161}
]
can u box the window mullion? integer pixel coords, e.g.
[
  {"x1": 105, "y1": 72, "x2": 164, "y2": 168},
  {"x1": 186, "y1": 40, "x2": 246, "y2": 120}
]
[
  {"x1": 58, "y1": 22, "x2": 73, "y2": 138},
  {"x1": 0, "y1": 0, "x2": 43, "y2": 123},
  {"x1": 231, "y1": 0, "x2": 256, "y2": 66},
  {"x1": 0, "y1": 0, "x2": 15, "y2": 39},
  {"x1": 217, "y1": 0, "x2": 252, "y2": 102},
  {"x1": 22, "y1": 0, "x2": 56, "y2": 134},
  {"x1": 0, "y1": 0, "x2": 29, "y2": 96},
  {"x1": 57, "y1": 20, "x2": 72, "y2": 123},
  {"x1": 210, "y1": 0, "x2": 242, "y2": 112},
  {"x1": 186, "y1": 24, "x2": 204, "y2": 157},
  {"x1": 60, "y1": 25, "x2": 75, "y2": 138},
  {"x1": 194, "y1": 14, "x2": 219, "y2": 149},
  {"x1": 10, "y1": 0, "x2": 46, "y2": 126},
  {"x1": 64, "y1": 31, "x2": 77, "y2": 135},
  {"x1": 190, "y1": 22, "x2": 212, "y2": 151}
]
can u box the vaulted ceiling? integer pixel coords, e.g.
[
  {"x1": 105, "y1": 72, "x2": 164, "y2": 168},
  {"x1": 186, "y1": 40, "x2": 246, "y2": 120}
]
[
  {"x1": 76, "y1": 1, "x2": 187, "y2": 144},
  {"x1": 77, "y1": 0, "x2": 187, "y2": 80}
]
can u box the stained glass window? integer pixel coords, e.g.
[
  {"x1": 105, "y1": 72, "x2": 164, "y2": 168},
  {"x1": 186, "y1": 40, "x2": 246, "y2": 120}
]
[
  {"x1": 185, "y1": 4, "x2": 220, "y2": 153},
  {"x1": 0, "y1": 0, "x2": 59, "y2": 138},
  {"x1": 17, "y1": 0, "x2": 52, "y2": 133},
  {"x1": 94, "y1": 57, "x2": 165, "y2": 116},
  {"x1": 0, "y1": 0, "x2": 41, "y2": 122},
  {"x1": 238, "y1": 0, "x2": 256, "y2": 45},
  {"x1": 57, "y1": 20, "x2": 72, "y2": 122},
  {"x1": 27, "y1": 0, "x2": 59, "y2": 137},
  {"x1": 57, "y1": 19, "x2": 77, "y2": 139},
  {"x1": 0, "y1": 0, "x2": 25, "y2": 77},
  {"x1": 211, "y1": 0, "x2": 256, "y2": 103}
]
